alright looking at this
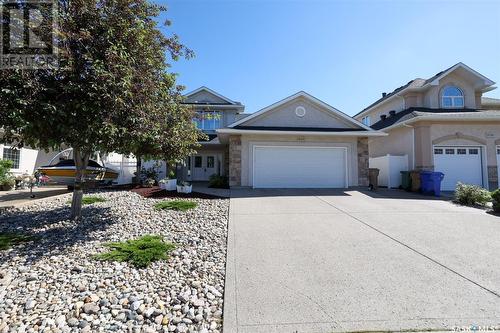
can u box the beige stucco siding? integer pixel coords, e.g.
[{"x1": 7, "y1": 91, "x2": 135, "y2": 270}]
[
  {"x1": 185, "y1": 90, "x2": 229, "y2": 104},
  {"x1": 424, "y1": 72, "x2": 477, "y2": 109},
  {"x1": 368, "y1": 127, "x2": 414, "y2": 168},
  {"x1": 355, "y1": 97, "x2": 405, "y2": 124},
  {"x1": 245, "y1": 98, "x2": 356, "y2": 129},
  {"x1": 239, "y1": 134, "x2": 359, "y2": 187},
  {"x1": 429, "y1": 122, "x2": 500, "y2": 164}
]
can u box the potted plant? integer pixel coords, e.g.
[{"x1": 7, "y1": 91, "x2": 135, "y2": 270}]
[
  {"x1": 176, "y1": 181, "x2": 192, "y2": 194},
  {"x1": 161, "y1": 169, "x2": 177, "y2": 191}
]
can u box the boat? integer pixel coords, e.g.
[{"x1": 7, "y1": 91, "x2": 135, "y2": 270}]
[{"x1": 37, "y1": 149, "x2": 119, "y2": 187}]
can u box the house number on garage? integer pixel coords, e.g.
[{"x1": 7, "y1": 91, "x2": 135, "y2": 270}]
[{"x1": 296, "y1": 136, "x2": 305, "y2": 141}]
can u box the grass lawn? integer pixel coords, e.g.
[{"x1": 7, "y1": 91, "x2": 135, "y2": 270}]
[
  {"x1": 0, "y1": 233, "x2": 34, "y2": 251},
  {"x1": 154, "y1": 200, "x2": 197, "y2": 211},
  {"x1": 95, "y1": 235, "x2": 175, "y2": 268}
]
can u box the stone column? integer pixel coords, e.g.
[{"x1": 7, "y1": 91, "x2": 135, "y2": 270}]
[
  {"x1": 488, "y1": 166, "x2": 498, "y2": 190},
  {"x1": 357, "y1": 137, "x2": 369, "y2": 186},
  {"x1": 229, "y1": 135, "x2": 241, "y2": 187}
]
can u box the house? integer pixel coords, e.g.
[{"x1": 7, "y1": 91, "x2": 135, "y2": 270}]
[
  {"x1": 0, "y1": 142, "x2": 59, "y2": 177},
  {"x1": 354, "y1": 62, "x2": 500, "y2": 191},
  {"x1": 173, "y1": 87, "x2": 384, "y2": 188}
]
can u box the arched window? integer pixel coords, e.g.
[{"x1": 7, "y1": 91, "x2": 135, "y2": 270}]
[{"x1": 441, "y1": 86, "x2": 464, "y2": 108}]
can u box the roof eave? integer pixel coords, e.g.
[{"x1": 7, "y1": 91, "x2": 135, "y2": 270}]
[
  {"x1": 216, "y1": 128, "x2": 387, "y2": 137},
  {"x1": 380, "y1": 114, "x2": 500, "y2": 131}
]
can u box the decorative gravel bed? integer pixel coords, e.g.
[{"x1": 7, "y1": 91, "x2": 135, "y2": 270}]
[{"x1": 0, "y1": 190, "x2": 229, "y2": 333}]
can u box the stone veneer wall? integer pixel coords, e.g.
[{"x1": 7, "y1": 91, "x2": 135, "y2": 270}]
[
  {"x1": 357, "y1": 137, "x2": 369, "y2": 186},
  {"x1": 229, "y1": 135, "x2": 242, "y2": 187},
  {"x1": 488, "y1": 166, "x2": 498, "y2": 190}
]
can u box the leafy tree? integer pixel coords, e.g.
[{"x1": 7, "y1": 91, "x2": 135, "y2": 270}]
[{"x1": 0, "y1": 0, "x2": 198, "y2": 219}]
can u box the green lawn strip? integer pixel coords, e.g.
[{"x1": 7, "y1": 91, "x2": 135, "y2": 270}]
[
  {"x1": 154, "y1": 200, "x2": 197, "y2": 211},
  {"x1": 94, "y1": 235, "x2": 175, "y2": 268},
  {"x1": 0, "y1": 233, "x2": 35, "y2": 251},
  {"x1": 67, "y1": 196, "x2": 107, "y2": 205}
]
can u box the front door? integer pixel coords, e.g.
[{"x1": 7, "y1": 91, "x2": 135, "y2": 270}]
[{"x1": 192, "y1": 154, "x2": 218, "y2": 181}]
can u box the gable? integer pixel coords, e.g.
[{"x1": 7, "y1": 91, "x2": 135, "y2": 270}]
[
  {"x1": 184, "y1": 90, "x2": 231, "y2": 105},
  {"x1": 231, "y1": 92, "x2": 368, "y2": 131},
  {"x1": 183, "y1": 86, "x2": 241, "y2": 106}
]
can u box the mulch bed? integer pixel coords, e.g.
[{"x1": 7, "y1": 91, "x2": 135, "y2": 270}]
[{"x1": 129, "y1": 185, "x2": 223, "y2": 199}]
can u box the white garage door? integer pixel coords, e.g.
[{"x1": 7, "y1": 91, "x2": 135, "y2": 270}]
[
  {"x1": 253, "y1": 146, "x2": 347, "y2": 188},
  {"x1": 433, "y1": 146, "x2": 483, "y2": 191},
  {"x1": 497, "y1": 146, "x2": 500, "y2": 188}
]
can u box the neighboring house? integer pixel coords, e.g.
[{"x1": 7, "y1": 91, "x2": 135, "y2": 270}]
[
  {"x1": 217, "y1": 91, "x2": 385, "y2": 188},
  {"x1": 0, "y1": 143, "x2": 59, "y2": 177},
  {"x1": 354, "y1": 62, "x2": 500, "y2": 191}
]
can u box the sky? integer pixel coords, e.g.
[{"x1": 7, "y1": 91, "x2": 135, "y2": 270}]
[{"x1": 158, "y1": 0, "x2": 500, "y2": 116}]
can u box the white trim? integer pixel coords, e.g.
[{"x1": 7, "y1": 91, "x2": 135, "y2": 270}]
[
  {"x1": 228, "y1": 91, "x2": 373, "y2": 131},
  {"x1": 185, "y1": 104, "x2": 245, "y2": 110},
  {"x1": 217, "y1": 128, "x2": 387, "y2": 137},
  {"x1": 380, "y1": 114, "x2": 500, "y2": 132},
  {"x1": 184, "y1": 86, "x2": 238, "y2": 105},
  {"x1": 1, "y1": 145, "x2": 22, "y2": 172},
  {"x1": 496, "y1": 145, "x2": 500, "y2": 188},
  {"x1": 428, "y1": 63, "x2": 495, "y2": 87},
  {"x1": 356, "y1": 62, "x2": 496, "y2": 119},
  {"x1": 251, "y1": 145, "x2": 348, "y2": 189}
]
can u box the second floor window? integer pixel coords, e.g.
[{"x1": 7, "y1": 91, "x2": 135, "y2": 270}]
[
  {"x1": 194, "y1": 111, "x2": 222, "y2": 130},
  {"x1": 361, "y1": 116, "x2": 371, "y2": 126},
  {"x1": 442, "y1": 86, "x2": 464, "y2": 108}
]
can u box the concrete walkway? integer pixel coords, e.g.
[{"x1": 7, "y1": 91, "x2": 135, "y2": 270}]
[
  {"x1": 224, "y1": 189, "x2": 500, "y2": 333},
  {"x1": 0, "y1": 186, "x2": 68, "y2": 208}
]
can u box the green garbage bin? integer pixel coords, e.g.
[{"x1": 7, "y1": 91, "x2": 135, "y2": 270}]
[{"x1": 400, "y1": 171, "x2": 411, "y2": 191}]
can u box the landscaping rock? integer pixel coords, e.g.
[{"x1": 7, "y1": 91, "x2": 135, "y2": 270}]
[{"x1": 0, "y1": 190, "x2": 229, "y2": 332}]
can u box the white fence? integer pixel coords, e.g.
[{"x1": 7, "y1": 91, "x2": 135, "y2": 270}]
[
  {"x1": 369, "y1": 154, "x2": 409, "y2": 188},
  {"x1": 102, "y1": 153, "x2": 137, "y2": 185}
]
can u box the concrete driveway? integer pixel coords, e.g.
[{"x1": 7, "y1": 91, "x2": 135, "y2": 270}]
[{"x1": 223, "y1": 189, "x2": 500, "y2": 333}]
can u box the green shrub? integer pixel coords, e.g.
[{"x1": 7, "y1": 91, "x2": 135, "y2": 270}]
[
  {"x1": 208, "y1": 174, "x2": 229, "y2": 189},
  {"x1": 154, "y1": 200, "x2": 197, "y2": 211},
  {"x1": 0, "y1": 233, "x2": 34, "y2": 250},
  {"x1": 454, "y1": 182, "x2": 491, "y2": 206},
  {"x1": 0, "y1": 160, "x2": 15, "y2": 190},
  {"x1": 68, "y1": 196, "x2": 106, "y2": 205},
  {"x1": 95, "y1": 235, "x2": 175, "y2": 268},
  {"x1": 491, "y1": 189, "x2": 500, "y2": 213}
]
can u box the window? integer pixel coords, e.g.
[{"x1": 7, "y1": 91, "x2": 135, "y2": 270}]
[
  {"x1": 207, "y1": 156, "x2": 215, "y2": 168},
  {"x1": 445, "y1": 148, "x2": 455, "y2": 155},
  {"x1": 441, "y1": 86, "x2": 464, "y2": 108},
  {"x1": 193, "y1": 111, "x2": 222, "y2": 130},
  {"x1": 361, "y1": 116, "x2": 371, "y2": 126},
  {"x1": 434, "y1": 148, "x2": 443, "y2": 154},
  {"x1": 2, "y1": 147, "x2": 20, "y2": 169},
  {"x1": 457, "y1": 149, "x2": 467, "y2": 155},
  {"x1": 469, "y1": 148, "x2": 479, "y2": 155},
  {"x1": 194, "y1": 156, "x2": 202, "y2": 168}
]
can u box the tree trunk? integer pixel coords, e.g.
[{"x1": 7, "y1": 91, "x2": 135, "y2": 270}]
[
  {"x1": 135, "y1": 156, "x2": 142, "y2": 184},
  {"x1": 70, "y1": 148, "x2": 90, "y2": 220}
]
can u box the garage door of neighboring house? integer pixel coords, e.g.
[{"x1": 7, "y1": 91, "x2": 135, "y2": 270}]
[
  {"x1": 497, "y1": 146, "x2": 500, "y2": 188},
  {"x1": 433, "y1": 146, "x2": 483, "y2": 191},
  {"x1": 253, "y1": 146, "x2": 347, "y2": 188}
]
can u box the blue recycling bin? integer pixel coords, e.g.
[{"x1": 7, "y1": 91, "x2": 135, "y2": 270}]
[{"x1": 420, "y1": 171, "x2": 444, "y2": 196}]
